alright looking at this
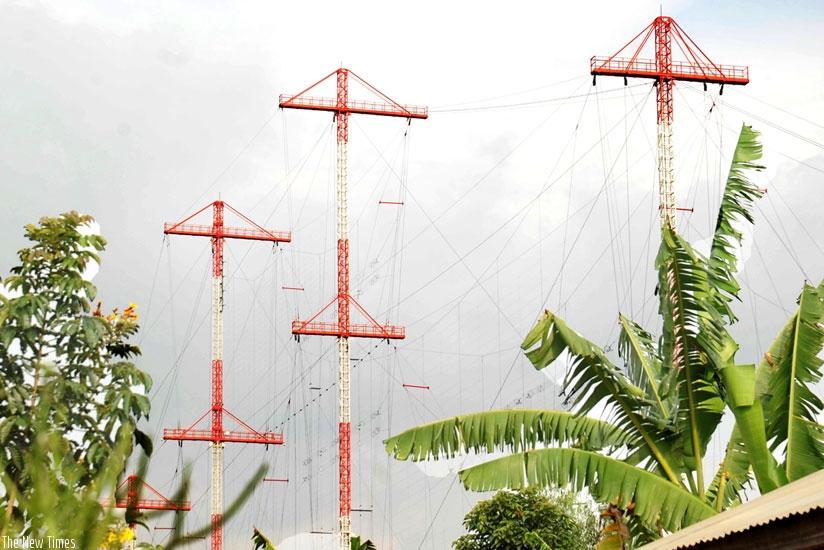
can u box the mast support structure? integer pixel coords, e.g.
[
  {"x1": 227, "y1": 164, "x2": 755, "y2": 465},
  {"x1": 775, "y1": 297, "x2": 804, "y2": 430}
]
[
  {"x1": 591, "y1": 15, "x2": 748, "y2": 229},
  {"x1": 280, "y1": 68, "x2": 426, "y2": 550},
  {"x1": 163, "y1": 201, "x2": 290, "y2": 550}
]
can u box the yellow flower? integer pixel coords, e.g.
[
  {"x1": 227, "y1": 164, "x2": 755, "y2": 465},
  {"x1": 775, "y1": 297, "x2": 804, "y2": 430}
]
[
  {"x1": 119, "y1": 529, "x2": 135, "y2": 542},
  {"x1": 122, "y1": 302, "x2": 139, "y2": 321}
]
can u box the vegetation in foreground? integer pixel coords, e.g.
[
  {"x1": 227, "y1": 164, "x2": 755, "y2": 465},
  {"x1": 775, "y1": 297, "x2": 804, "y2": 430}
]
[
  {"x1": 453, "y1": 487, "x2": 598, "y2": 550},
  {"x1": 384, "y1": 124, "x2": 824, "y2": 548},
  {"x1": 0, "y1": 212, "x2": 264, "y2": 548}
]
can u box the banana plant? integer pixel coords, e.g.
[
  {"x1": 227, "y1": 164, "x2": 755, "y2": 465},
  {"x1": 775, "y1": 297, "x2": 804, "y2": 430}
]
[{"x1": 384, "y1": 124, "x2": 824, "y2": 541}]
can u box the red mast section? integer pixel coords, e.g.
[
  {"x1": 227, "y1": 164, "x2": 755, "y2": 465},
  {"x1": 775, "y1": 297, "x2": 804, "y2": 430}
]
[
  {"x1": 591, "y1": 16, "x2": 748, "y2": 229},
  {"x1": 163, "y1": 200, "x2": 290, "y2": 550},
  {"x1": 279, "y1": 68, "x2": 426, "y2": 550},
  {"x1": 101, "y1": 475, "x2": 191, "y2": 543}
]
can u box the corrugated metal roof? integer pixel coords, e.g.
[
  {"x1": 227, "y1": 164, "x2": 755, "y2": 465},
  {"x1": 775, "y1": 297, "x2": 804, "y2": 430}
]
[{"x1": 639, "y1": 469, "x2": 824, "y2": 549}]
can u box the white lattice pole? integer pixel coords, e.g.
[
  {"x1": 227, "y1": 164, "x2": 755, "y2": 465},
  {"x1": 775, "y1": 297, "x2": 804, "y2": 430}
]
[
  {"x1": 336, "y1": 68, "x2": 352, "y2": 550},
  {"x1": 656, "y1": 17, "x2": 677, "y2": 230},
  {"x1": 210, "y1": 205, "x2": 225, "y2": 550}
]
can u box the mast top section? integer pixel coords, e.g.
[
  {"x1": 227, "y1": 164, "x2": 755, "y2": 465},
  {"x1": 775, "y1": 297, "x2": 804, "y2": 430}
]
[
  {"x1": 279, "y1": 68, "x2": 428, "y2": 119},
  {"x1": 591, "y1": 16, "x2": 749, "y2": 85},
  {"x1": 164, "y1": 200, "x2": 292, "y2": 243}
]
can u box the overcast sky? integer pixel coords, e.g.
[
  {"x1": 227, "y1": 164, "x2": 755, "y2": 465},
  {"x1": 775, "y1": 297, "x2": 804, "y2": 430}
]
[{"x1": 2, "y1": 1, "x2": 824, "y2": 548}]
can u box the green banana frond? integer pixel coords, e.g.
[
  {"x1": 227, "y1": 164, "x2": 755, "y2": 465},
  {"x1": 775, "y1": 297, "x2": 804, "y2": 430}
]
[
  {"x1": 521, "y1": 311, "x2": 681, "y2": 484},
  {"x1": 717, "y1": 362, "x2": 787, "y2": 493},
  {"x1": 656, "y1": 228, "x2": 725, "y2": 491},
  {"x1": 705, "y1": 423, "x2": 752, "y2": 511},
  {"x1": 708, "y1": 124, "x2": 766, "y2": 323},
  {"x1": 384, "y1": 409, "x2": 635, "y2": 461},
  {"x1": 251, "y1": 526, "x2": 277, "y2": 550},
  {"x1": 458, "y1": 448, "x2": 717, "y2": 533},
  {"x1": 350, "y1": 536, "x2": 377, "y2": 550},
  {"x1": 522, "y1": 310, "x2": 682, "y2": 485},
  {"x1": 617, "y1": 314, "x2": 668, "y2": 417},
  {"x1": 766, "y1": 280, "x2": 824, "y2": 481}
]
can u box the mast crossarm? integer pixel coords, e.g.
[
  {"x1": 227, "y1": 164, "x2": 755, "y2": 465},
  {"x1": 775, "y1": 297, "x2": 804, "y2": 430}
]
[
  {"x1": 163, "y1": 222, "x2": 291, "y2": 242},
  {"x1": 278, "y1": 68, "x2": 427, "y2": 119},
  {"x1": 279, "y1": 94, "x2": 428, "y2": 118},
  {"x1": 292, "y1": 294, "x2": 405, "y2": 339},
  {"x1": 590, "y1": 56, "x2": 749, "y2": 84},
  {"x1": 163, "y1": 409, "x2": 284, "y2": 445}
]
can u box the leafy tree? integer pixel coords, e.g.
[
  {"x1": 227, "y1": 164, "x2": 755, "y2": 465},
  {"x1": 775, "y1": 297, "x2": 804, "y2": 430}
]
[
  {"x1": 453, "y1": 487, "x2": 597, "y2": 550},
  {"x1": 384, "y1": 125, "x2": 824, "y2": 545},
  {"x1": 0, "y1": 212, "x2": 269, "y2": 548},
  {"x1": 0, "y1": 211, "x2": 153, "y2": 535}
]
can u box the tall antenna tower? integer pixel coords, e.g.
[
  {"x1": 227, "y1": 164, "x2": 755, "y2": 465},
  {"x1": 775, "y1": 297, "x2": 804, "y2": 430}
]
[
  {"x1": 163, "y1": 200, "x2": 291, "y2": 550},
  {"x1": 279, "y1": 68, "x2": 427, "y2": 550},
  {"x1": 591, "y1": 16, "x2": 749, "y2": 229}
]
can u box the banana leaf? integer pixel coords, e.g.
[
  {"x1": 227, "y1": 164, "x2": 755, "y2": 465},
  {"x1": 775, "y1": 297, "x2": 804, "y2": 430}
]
[
  {"x1": 384, "y1": 409, "x2": 636, "y2": 461},
  {"x1": 522, "y1": 310, "x2": 683, "y2": 485},
  {"x1": 458, "y1": 448, "x2": 717, "y2": 533},
  {"x1": 765, "y1": 280, "x2": 824, "y2": 481},
  {"x1": 708, "y1": 123, "x2": 766, "y2": 323}
]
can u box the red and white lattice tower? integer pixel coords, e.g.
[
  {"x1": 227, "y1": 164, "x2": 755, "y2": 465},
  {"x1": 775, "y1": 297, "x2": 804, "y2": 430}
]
[
  {"x1": 279, "y1": 68, "x2": 427, "y2": 550},
  {"x1": 163, "y1": 200, "x2": 291, "y2": 550},
  {"x1": 591, "y1": 15, "x2": 749, "y2": 229}
]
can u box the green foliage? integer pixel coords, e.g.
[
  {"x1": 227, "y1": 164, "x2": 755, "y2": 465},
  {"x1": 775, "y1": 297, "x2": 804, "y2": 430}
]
[
  {"x1": 457, "y1": 448, "x2": 716, "y2": 533},
  {"x1": 6, "y1": 411, "x2": 136, "y2": 547},
  {"x1": 0, "y1": 212, "x2": 269, "y2": 548},
  {"x1": 386, "y1": 125, "x2": 824, "y2": 546},
  {"x1": 384, "y1": 410, "x2": 636, "y2": 462},
  {"x1": 763, "y1": 281, "x2": 824, "y2": 479},
  {"x1": 0, "y1": 212, "x2": 152, "y2": 538},
  {"x1": 452, "y1": 487, "x2": 597, "y2": 550},
  {"x1": 252, "y1": 526, "x2": 278, "y2": 549},
  {"x1": 251, "y1": 529, "x2": 377, "y2": 550},
  {"x1": 351, "y1": 535, "x2": 378, "y2": 550}
]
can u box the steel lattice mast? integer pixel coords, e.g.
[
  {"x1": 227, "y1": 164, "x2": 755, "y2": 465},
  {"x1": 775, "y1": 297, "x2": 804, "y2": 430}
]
[
  {"x1": 591, "y1": 15, "x2": 749, "y2": 229},
  {"x1": 163, "y1": 200, "x2": 291, "y2": 550},
  {"x1": 279, "y1": 68, "x2": 427, "y2": 550}
]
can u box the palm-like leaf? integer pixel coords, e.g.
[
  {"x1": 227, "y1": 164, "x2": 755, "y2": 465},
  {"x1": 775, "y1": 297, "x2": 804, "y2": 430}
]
[
  {"x1": 350, "y1": 536, "x2": 377, "y2": 550},
  {"x1": 765, "y1": 281, "x2": 824, "y2": 480},
  {"x1": 458, "y1": 448, "x2": 716, "y2": 533},
  {"x1": 717, "y1": 362, "x2": 786, "y2": 493},
  {"x1": 522, "y1": 311, "x2": 683, "y2": 485},
  {"x1": 618, "y1": 314, "x2": 668, "y2": 417},
  {"x1": 705, "y1": 423, "x2": 751, "y2": 511},
  {"x1": 251, "y1": 526, "x2": 277, "y2": 550},
  {"x1": 708, "y1": 124, "x2": 766, "y2": 322},
  {"x1": 656, "y1": 228, "x2": 725, "y2": 492},
  {"x1": 384, "y1": 409, "x2": 636, "y2": 461}
]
